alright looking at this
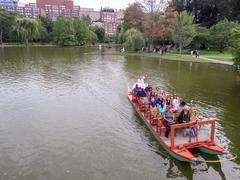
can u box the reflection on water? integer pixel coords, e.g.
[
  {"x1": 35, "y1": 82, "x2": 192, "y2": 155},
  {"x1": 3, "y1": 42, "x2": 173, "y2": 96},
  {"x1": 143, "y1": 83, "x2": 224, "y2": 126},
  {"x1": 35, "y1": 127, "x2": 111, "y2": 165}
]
[{"x1": 0, "y1": 47, "x2": 240, "y2": 180}]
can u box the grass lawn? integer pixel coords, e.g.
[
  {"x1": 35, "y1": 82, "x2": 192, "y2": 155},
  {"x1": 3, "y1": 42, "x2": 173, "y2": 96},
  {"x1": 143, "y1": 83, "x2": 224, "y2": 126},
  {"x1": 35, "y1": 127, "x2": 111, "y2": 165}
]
[
  {"x1": 170, "y1": 49, "x2": 233, "y2": 61},
  {"x1": 196, "y1": 50, "x2": 233, "y2": 61},
  {"x1": 110, "y1": 51, "x2": 210, "y2": 63}
]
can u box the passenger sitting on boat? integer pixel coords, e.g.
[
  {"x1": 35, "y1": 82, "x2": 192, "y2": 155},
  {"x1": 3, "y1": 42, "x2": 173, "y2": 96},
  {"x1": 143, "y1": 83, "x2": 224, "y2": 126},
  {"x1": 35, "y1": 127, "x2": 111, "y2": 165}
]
[
  {"x1": 137, "y1": 87, "x2": 147, "y2": 97},
  {"x1": 156, "y1": 96, "x2": 164, "y2": 105},
  {"x1": 156, "y1": 87, "x2": 161, "y2": 97},
  {"x1": 138, "y1": 76, "x2": 147, "y2": 89},
  {"x1": 166, "y1": 96, "x2": 171, "y2": 106},
  {"x1": 163, "y1": 108, "x2": 175, "y2": 138},
  {"x1": 145, "y1": 85, "x2": 152, "y2": 93},
  {"x1": 133, "y1": 84, "x2": 139, "y2": 96},
  {"x1": 177, "y1": 105, "x2": 191, "y2": 124},
  {"x1": 149, "y1": 97, "x2": 157, "y2": 108},
  {"x1": 172, "y1": 95, "x2": 180, "y2": 112},
  {"x1": 158, "y1": 101, "x2": 167, "y2": 115},
  {"x1": 160, "y1": 90, "x2": 166, "y2": 99},
  {"x1": 150, "y1": 91, "x2": 156, "y2": 99},
  {"x1": 177, "y1": 101, "x2": 186, "y2": 113}
]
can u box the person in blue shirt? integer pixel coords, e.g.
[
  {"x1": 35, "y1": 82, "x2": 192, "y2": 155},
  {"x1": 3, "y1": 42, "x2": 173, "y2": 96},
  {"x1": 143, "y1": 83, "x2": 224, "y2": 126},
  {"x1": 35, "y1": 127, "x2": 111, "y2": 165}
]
[
  {"x1": 158, "y1": 102, "x2": 167, "y2": 115},
  {"x1": 156, "y1": 96, "x2": 164, "y2": 105},
  {"x1": 163, "y1": 108, "x2": 175, "y2": 138},
  {"x1": 137, "y1": 87, "x2": 147, "y2": 97},
  {"x1": 133, "y1": 84, "x2": 139, "y2": 96},
  {"x1": 149, "y1": 97, "x2": 157, "y2": 107}
]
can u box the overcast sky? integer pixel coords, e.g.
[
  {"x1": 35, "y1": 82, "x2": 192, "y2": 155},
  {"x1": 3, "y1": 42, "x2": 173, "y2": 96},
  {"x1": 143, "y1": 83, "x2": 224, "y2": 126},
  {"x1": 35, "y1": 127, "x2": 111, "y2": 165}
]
[{"x1": 20, "y1": 0, "x2": 136, "y2": 10}]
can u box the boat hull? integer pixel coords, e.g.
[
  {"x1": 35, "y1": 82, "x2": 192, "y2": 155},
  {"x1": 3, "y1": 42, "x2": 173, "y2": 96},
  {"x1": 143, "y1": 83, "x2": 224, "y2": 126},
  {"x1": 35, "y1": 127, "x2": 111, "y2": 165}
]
[{"x1": 198, "y1": 145, "x2": 224, "y2": 155}]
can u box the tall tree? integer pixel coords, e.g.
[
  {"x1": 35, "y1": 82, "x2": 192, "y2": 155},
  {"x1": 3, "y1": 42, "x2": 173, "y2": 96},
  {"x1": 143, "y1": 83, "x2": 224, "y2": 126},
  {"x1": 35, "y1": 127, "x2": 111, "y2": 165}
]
[
  {"x1": 140, "y1": 0, "x2": 168, "y2": 51},
  {"x1": 81, "y1": 15, "x2": 92, "y2": 26},
  {"x1": 231, "y1": 26, "x2": 240, "y2": 63},
  {"x1": 12, "y1": 17, "x2": 39, "y2": 46},
  {"x1": 0, "y1": 10, "x2": 15, "y2": 45},
  {"x1": 73, "y1": 18, "x2": 91, "y2": 45},
  {"x1": 38, "y1": 16, "x2": 53, "y2": 42},
  {"x1": 172, "y1": 0, "x2": 240, "y2": 27},
  {"x1": 116, "y1": 23, "x2": 131, "y2": 44},
  {"x1": 124, "y1": 2, "x2": 145, "y2": 32},
  {"x1": 53, "y1": 17, "x2": 76, "y2": 46},
  {"x1": 190, "y1": 26, "x2": 210, "y2": 49},
  {"x1": 154, "y1": 3, "x2": 175, "y2": 43},
  {"x1": 171, "y1": 11, "x2": 196, "y2": 54},
  {"x1": 92, "y1": 26, "x2": 105, "y2": 43},
  {"x1": 123, "y1": 28, "x2": 145, "y2": 52},
  {"x1": 210, "y1": 19, "x2": 236, "y2": 53},
  {"x1": 87, "y1": 30, "x2": 97, "y2": 45}
]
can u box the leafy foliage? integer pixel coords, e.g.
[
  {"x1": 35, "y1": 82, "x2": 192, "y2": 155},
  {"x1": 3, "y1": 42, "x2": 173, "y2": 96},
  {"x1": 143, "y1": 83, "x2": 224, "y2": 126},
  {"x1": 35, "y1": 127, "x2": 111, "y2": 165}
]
[
  {"x1": 171, "y1": 11, "x2": 196, "y2": 54},
  {"x1": 173, "y1": 0, "x2": 240, "y2": 27},
  {"x1": 230, "y1": 26, "x2": 240, "y2": 63},
  {"x1": 38, "y1": 16, "x2": 53, "y2": 42},
  {"x1": 190, "y1": 26, "x2": 210, "y2": 49},
  {"x1": 12, "y1": 17, "x2": 39, "y2": 46},
  {"x1": 210, "y1": 19, "x2": 236, "y2": 52},
  {"x1": 123, "y1": 28, "x2": 145, "y2": 52},
  {"x1": 52, "y1": 17, "x2": 76, "y2": 46},
  {"x1": 73, "y1": 18, "x2": 90, "y2": 45},
  {"x1": 0, "y1": 9, "x2": 15, "y2": 44},
  {"x1": 92, "y1": 26, "x2": 105, "y2": 43},
  {"x1": 81, "y1": 15, "x2": 92, "y2": 26},
  {"x1": 124, "y1": 2, "x2": 144, "y2": 32}
]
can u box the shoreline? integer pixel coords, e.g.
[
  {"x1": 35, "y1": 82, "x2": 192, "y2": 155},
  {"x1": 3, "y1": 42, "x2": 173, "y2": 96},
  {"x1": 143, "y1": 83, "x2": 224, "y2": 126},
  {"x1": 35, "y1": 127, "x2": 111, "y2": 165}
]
[
  {"x1": 0, "y1": 45, "x2": 235, "y2": 66},
  {"x1": 108, "y1": 51, "x2": 235, "y2": 65},
  {"x1": 0, "y1": 43, "x2": 120, "y2": 48}
]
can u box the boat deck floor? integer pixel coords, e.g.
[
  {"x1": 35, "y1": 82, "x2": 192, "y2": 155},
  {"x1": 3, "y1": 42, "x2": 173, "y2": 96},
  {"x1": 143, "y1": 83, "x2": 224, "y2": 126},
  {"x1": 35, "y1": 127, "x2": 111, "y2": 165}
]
[{"x1": 145, "y1": 118, "x2": 211, "y2": 147}]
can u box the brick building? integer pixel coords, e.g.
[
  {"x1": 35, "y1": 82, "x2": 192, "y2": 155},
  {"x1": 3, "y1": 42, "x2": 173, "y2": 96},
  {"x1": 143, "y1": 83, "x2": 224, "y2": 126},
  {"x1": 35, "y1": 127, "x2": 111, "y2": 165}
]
[
  {"x1": 80, "y1": 7, "x2": 100, "y2": 22},
  {"x1": 36, "y1": 0, "x2": 80, "y2": 20},
  {"x1": 36, "y1": 0, "x2": 73, "y2": 11},
  {"x1": 100, "y1": 7, "x2": 123, "y2": 37},
  {"x1": 0, "y1": 0, "x2": 40, "y2": 17}
]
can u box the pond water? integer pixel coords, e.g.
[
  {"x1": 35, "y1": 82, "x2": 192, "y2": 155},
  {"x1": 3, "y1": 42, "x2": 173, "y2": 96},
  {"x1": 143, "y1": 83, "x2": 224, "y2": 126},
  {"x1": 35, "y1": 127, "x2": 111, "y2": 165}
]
[{"x1": 0, "y1": 47, "x2": 240, "y2": 180}]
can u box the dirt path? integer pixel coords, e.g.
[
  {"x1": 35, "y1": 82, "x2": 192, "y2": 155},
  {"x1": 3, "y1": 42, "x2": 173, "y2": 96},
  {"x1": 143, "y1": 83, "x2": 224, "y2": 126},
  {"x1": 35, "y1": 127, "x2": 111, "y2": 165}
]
[{"x1": 199, "y1": 56, "x2": 234, "y2": 65}]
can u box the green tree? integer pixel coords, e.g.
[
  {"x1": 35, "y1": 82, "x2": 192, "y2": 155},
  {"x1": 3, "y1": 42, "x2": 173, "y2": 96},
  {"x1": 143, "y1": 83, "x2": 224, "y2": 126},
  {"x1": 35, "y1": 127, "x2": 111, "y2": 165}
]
[
  {"x1": 81, "y1": 15, "x2": 92, "y2": 26},
  {"x1": 73, "y1": 18, "x2": 91, "y2": 45},
  {"x1": 123, "y1": 28, "x2": 145, "y2": 52},
  {"x1": 88, "y1": 30, "x2": 98, "y2": 45},
  {"x1": 92, "y1": 26, "x2": 105, "y2": 43},
  {"x1": 39, "y1": 16, "x2": 53, "y2": 42},
  {"x1": 210, "y1": 19, "x2": 236, "y2": 53},
  {"x1": 191, "y1": 26, "x2": 210, "y2": 49},
  {"x1": 0, "y1": 9, "x2": 15, "y2": 45},
  {"x1": 171, "y1": 11, "x2": 196, "y2": 54},
  {"x1": 104, "y1": 35, "x2": 110, "y2": 43},
  {"x1": 231, "y1": 26, "x2": 240, "y2": 63},
  {"x1": 12, "y1": 17, "x2": 39, "y2": 46},
  {"x1": 52, "y1": 17, "x2": 76, "y2": 46},
  {"x1": 116, "y1": 23, "x2": 130, "y2": 44},
  {"x1": 172, "y1": 0, "x2": 237, "y2": 27}
]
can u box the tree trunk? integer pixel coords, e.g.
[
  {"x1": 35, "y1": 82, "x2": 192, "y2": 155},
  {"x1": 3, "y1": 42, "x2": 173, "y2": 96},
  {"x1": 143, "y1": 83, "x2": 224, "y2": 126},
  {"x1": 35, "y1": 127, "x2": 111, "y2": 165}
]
[
  {"x1": 219, "y1": 44, "x2": 224, "y2": 53},
  {"x1": 147, "y1": 37, "x2": 153, "y2": 52},
  {"x1": 179, "y1": 43, "x2": 182, "y2": 55},
  {"x1": 25, "y1": 38, "x2": 29, "y2": 47},
  {"x1": 0, "y1": 31, "x2": 3, "y2": 47}
]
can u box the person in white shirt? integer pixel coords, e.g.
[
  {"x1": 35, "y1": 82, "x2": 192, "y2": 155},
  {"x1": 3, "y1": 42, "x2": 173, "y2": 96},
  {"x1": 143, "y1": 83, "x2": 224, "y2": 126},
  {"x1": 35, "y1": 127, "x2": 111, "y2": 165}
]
[{"x1": 172, "y1": 94, "x2": 180, "y2": 112}]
